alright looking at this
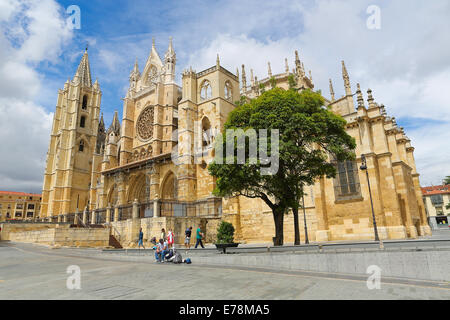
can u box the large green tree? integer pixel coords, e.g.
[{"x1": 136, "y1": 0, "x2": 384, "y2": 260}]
[
  {"x1": 443, "y1": 176, "x2": 450, "y2": 185},
  {"x1": 209, "y1": 88, "x2": 355, "y2": 246}
]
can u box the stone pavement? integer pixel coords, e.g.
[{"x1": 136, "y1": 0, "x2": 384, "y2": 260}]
[{"x1": 0, "y1": 242, "x2": 449, "y2": 300}]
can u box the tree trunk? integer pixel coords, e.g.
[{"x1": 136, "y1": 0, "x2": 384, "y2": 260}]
[
  {"x1": 293, "y1": 206, "x2": 300, "y2": 245},
  {"x1": 272, "y1": 207, "x2": 285, "y2": 246}
]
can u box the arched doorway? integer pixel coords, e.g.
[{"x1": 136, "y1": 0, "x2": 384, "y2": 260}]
[
  {"x1": 160, "y1": 171, "x2": 179, "y2": 217},
  {"x1": 161, "y1": 171, "x2": 177, "y2": 200}
]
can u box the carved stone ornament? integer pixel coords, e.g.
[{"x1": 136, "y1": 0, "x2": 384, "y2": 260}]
[{"x1": 136, "y1": 106, "x2": 154, "y2": 141}]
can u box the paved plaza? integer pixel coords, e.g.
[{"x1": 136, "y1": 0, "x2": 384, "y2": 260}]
[{"x1": 0, "y1": 241, "x2": 449, "y2": 300}]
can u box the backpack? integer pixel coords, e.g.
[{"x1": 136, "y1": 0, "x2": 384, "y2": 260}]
[
  {"x1": 184, "y1": 258, "x2": 192, "y2": 264},
  {"x1": 165, "y1": 249, "x2": 174, "y2": 260},
  {"x1": 173, "y1": 252, "x2": 183, "y2": 264}
]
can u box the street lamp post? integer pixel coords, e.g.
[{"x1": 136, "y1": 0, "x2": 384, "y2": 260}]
[
  {"x1": 360, "y1": 154, "x2": 380, "y2": 242},
  {"x1": 302, "y1": 193, "x2": 309, "y2": 244}
]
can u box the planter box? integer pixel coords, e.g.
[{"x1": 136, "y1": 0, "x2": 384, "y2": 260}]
[{"x1": 215, "y1": 243, "x2": 239, "y2": 254}]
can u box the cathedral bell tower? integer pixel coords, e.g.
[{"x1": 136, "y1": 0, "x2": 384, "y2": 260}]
[{"x1": 41, "y1": 48, "x2": 102, "y2": 218}]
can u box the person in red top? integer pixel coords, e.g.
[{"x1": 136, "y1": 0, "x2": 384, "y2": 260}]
[{"x1": 167, "y1": 229, "x2": 174, "y2": 249}]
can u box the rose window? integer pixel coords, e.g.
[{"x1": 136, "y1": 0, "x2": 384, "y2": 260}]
[{"x1": 136, "y1": 106, "x2": 154, "y2": 141}]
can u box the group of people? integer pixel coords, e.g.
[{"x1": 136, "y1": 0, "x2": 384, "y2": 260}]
[{"x1": 137, "y1": 225, "x2": 206, "y2": 263}]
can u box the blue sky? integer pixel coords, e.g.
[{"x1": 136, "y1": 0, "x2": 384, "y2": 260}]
[{"x1": 0, "y1": 0, "x2": 450, "y2": 193}]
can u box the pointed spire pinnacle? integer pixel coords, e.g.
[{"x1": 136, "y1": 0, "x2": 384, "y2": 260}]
[
  {"x1": 108, "y1": 111, "x2": 121, "y2": 136},
  {"x1": 74, "y1": 49, "x2": 92, "y2": 87},
  {"x1": 295, "y1": 50, "x2": 302, "y2": 76},
  {"x1": 133, "y1": 57, "x2": 139, "y2": 72},
  {"x1": 168, "y1": 36, "x2": 174, "y2": 52},
  {"x1": 285, "y1": 58, "x2": 289, "y2": 73},
  {"x1": 356, "y1": 83, "x2": 364, "y2": 108},
  {"x1": 367, "y1": 88, "x2": 375, "y2": 107},
  {"x1": 236, "y1": 67, "x2": 239, "y2": 80},
  {"x1": 152, "y1": 37, "x2": 156, "y2": 48},
  {"x1": 241, "y1": 64, "x2": 247, "y2": 89},
  {"x1": 329, "y1": 79, "x2": 335, "y2": 101},
  {"x1": 268, "y1": 62, "x2": 272, "y2": 77},
  {"x1": 216, "y1": 54, "x2": 220, "y2": 68},
  {"x1": 251, "y1": 69, "x2": 255, "y2": 86},
  {"x1": 309, "y1": 70, "x2": 313, "y2": 81},
  {"x1": 342, "y1": 60, "x2": 352, "y2": 96},
  {"x1": 99, "y1": 113, "x2": 105, "y2": 129}
]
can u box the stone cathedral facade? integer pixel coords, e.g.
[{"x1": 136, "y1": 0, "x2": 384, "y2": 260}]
[{"x1": 40, "y1": 38, "x2": 431, "y2": 246}]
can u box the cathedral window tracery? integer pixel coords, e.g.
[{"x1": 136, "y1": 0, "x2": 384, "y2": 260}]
[
  {"x1": 200, "y1": 80, "x2": 212, "y2": 101},
  {"x1": 332, "y1": 159, "x2": 361, "y2": 201},
  {"x1": 136, "y1": 106, "x2": 154, "y2": 141},
  {"x1": 148, "y1": 66, "x2": 159, "y2": 84},
  {"x1": 224, "y1": 81, "x2": 233, "y2": 101}
]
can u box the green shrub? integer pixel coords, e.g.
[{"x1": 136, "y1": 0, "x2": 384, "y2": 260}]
[{"x1": 216, "y1": 221, "x2": 235, "y2": 244}]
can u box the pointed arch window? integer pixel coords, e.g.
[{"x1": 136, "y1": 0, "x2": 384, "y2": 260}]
[
  {"x1": 80, "y1": 116, "x2": 86, "y2": 128},
  {"x1": 82, "y1": 95, "x2": 88, "y2": 110},
  {"x1": 79, "y1": 140, "x2": 85, "y2": 152},
  {"x1": 224, "y1": 81, "x2": 233, "y2": 101},
  {"x1": 200, "y1": 80, "x2": 212, "y2": 101},
  {"x1": 332, "y1": 158, "x2": 362, "y2": 201}
]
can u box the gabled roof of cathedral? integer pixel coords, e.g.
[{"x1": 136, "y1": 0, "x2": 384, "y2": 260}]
[
  {"x1": 142, "y1": 38, "x2": 163, "y2": 77},
  {"x1": 74, "y1": 48, "x2": 92, "y2": 87}
]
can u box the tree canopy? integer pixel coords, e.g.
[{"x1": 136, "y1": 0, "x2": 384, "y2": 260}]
[{"x1": 209, "y1": 88, "x2": 356, "y2": 246}]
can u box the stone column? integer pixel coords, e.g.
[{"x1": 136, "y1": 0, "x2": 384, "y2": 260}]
[
  {"x1": 153, "y1": 197, "x2": 160, "y2": 218},
  {"x1": 132, "y1": 199, "x2": 140, "y2": 219},
  {"x1": 114, "y1": 206, "x2": 119, "y2": 222},
  {"x1": 106, "y1": 207, "x2": 112, "y2": 223},
  {"x1": 63, "y1": 214, "x2": 68, "y2": 223},
  {"x1": 57, "y1": 215, "x2": 62, "y2": 223},
  {"x1": 91, "y1": 210, "x2": 97, "y2": 225},
  {"x1": 82, "y1": 208, "x2": 88, "y2": 225}
]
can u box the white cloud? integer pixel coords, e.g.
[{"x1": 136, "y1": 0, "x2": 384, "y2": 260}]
[
  {"x1": 183, "y1": 0, "x2": 450, "y2": 185},
  {"x1": 0, "y1": 0, "x2": 73, "y2": 193}
]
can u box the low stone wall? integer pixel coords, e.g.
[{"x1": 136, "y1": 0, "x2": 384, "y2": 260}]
[
  {"x1": 192, "y1": 249, "x2": 450, "y2": 282},
  {"x1": 7, "y1": 227, "x2": 110, "y2": 248},
  {"x1": 0, "y1": 223, "x2": 69, "y2": 241}
]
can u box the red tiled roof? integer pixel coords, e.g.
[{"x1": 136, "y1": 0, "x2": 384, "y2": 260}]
[
  {"x1": 421, "y1": 184, "x2": 450, "y2": 196},
  {"x1": 0, "y1": 191, "x2": 41, "y2": 197}
]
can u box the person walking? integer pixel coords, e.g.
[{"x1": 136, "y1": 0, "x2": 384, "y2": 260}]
[
  {"x1": 195, "y1": 224, "x2": 205, "y2": 249},
  {"x1": 160, "y1": 228, "x2": 166, "y2": 242},
  {"x1": 185, "y1": 226, "x2": 192, "y2": 250},
  {"x1": 138, "y1": 228, "x2": 145, "y2": 249}
]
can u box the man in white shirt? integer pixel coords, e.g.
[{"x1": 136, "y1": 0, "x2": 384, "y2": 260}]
[{"x1": 155, "y1": 239, "x2": 168, "y2": 263}]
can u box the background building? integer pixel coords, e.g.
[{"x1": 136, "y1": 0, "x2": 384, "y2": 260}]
[
  {"x1": 422, "y1": 184, "x2": 450, "y2": 229},
  {"x1": 0, "y1": 191, "x2": 41, "y2": 222}
]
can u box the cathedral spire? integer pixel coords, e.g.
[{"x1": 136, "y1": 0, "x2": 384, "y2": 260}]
[
  {"x1": 342, "y1": 60, "x2": 352, "y2": 96},
  {"x1": 268, "y1": 62, "x2": 272, "y2": 77},
  {"x1": 285, "y1": 58, "x2": 289, "y2": 73},
  {"x1": 108, "y1": 111, "x2": 121, "y2": 136},
  {"x1": 74, "y1": 48, "x2": 92, "y2": 87},
  {"x1": 216, "y1": 54, "x2": 220, "y2": 68},
  {"x1": 251, "y1": 69, "x2": 255, "y2": 86},
  {"x1": 133, "y1": 57, "x2": 139, "y2": 73},
  {"x1": 242, "y1": 64, "x2": 247, "y2": 89},
  {"x1": 329, "y1": 79, "x2": 335, "y2": 101},
  {"x1": 367, "y1": 88, "x2": 375, "y2": 108},
  {"x1": 356, "y1": 83, "x2": 364, "y2": 108}
]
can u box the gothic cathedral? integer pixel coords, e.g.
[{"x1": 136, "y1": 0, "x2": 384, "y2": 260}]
[{"x1": 40, "y1": 38, "x2": 432, "y2": 245}]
